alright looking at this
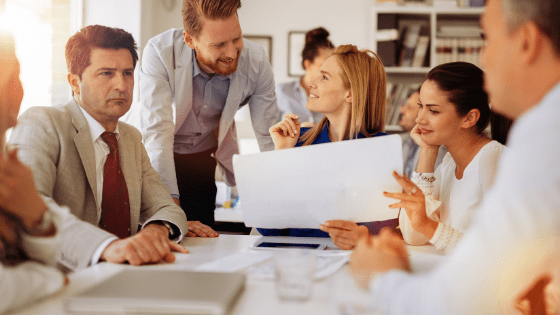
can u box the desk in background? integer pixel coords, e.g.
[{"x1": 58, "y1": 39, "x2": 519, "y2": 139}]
[{"x1": 10, "y1": 235, "x2": 445, "y2": 315}]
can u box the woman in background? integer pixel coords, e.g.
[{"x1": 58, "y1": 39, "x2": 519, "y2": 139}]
[
  {"x1": 0, "y1": 31, "x2": 69, "y2": 313},
  {"x1": 384, "y1": 62, "x2": 508, "y2": 253},
  {"x1": 259, "y1": 44, "x2": 397, "y2": 241},
  {"x1": 276, "y1": 27, "x2": 334, "y2": 126}
]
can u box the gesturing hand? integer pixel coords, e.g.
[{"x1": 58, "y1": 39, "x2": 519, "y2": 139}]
[
  {"x1": 186, "y1": 221, "x2": 219, "y2": 238},
  {"x1": 0, "y1": 147, "x2": 47, "y2": 230},
  {"x1": 319, "y1": 220, "x2": 369, "y2": 250},
  {"x1": 100, "y1": 223, "x2": 189, "y2": 266},
  {"x1": 269, "y1": 113, "x2": 301, "y2": 150},
  {"x1": 383, "y1": 171, "x2": 438, "y2": 239},
  {"x1": 349, "y1": 228, "x2": 410, "y2": 290}
]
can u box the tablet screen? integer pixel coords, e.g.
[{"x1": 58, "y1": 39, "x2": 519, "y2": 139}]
[{"x1": 256, "y1": 242, "x2": 321, "y2": 249}]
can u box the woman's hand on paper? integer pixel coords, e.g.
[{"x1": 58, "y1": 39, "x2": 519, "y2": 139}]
[
  {"x1": 319, "y1": 220, "x2": 369, "y2": 250},
  {"x1": 349, "y1": 228, "x2": 410, "y2": 289},
  {"x1": 269, "y1": 113, "x2": 301, "y2": 150},
  {"x1": 383, "y1": 171, "x2": 438, "y2": 239}
]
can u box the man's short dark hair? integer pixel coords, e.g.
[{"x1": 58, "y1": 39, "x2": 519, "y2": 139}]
[{"x1": 65, "y1": 25, "x2": 138, "y2": 79}]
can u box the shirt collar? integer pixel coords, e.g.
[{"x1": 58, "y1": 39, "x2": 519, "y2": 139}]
[
  {"x1": 77, "y1": 104, "x2": 120, "y2": 143},
  {"x1": 192, "y1": 50, "x2": 232, "y2": 81}
]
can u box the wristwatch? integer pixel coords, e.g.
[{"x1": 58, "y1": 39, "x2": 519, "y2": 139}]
[
  {"x1": 24, "y1": 208, "x2": 53, "y2": 235},
  {"x1": 160, "y1": 221, "x2": 174, "y2": 238}
]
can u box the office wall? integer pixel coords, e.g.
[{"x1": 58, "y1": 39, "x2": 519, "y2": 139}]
[{"x1": 144, "y1": 0, "x2": 372, "y2": 85}]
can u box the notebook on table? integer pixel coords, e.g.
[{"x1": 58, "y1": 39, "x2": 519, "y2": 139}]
[{"x1": 64, "y1": 269, "x2": 246, "y2": 315}]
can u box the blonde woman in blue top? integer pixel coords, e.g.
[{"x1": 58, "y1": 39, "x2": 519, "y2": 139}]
[
  {"x1": 276, "y1": 27, "x2": 333, "y2": 126},
  {"x1": 259, "y1": 45, "x2": 396, "y2": 246}
]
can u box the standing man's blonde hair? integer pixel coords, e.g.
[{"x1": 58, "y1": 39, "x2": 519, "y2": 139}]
[
  {"x1": 300, "y1": 44, "x2": 387, "y2": 146},
  {"x1": 182, "y1": 0, "x2": 241, "y2": 39}
]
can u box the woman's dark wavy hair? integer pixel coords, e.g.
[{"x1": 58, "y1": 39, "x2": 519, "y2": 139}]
[{"x1": 425, "y1": 62, "x2": 512, "y2": 144}]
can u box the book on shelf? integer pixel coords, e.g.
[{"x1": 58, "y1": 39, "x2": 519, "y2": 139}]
[
  {"x1": 457, "y1": 0, "x2": 484, "y2": 7},
  {"x1": 398, "y1": 24, "x2": 421, "y2": 67},
  {"x1": 411, "y1": 26, "x2": 430, "y2": 68},
  {"x1": 377, "y1": 14, "x2": 399, "y2": 67},
  {"x1": 438, "y1": 25, "x2": 482, "y2": 38},
  {"x1": 435, "y1": 37, "x2": 483, "y2": 67}
]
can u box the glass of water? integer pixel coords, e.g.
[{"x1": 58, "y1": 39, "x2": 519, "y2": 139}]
[{"x1": 275, "y1": 250, "x2": 316, "y2": 301}]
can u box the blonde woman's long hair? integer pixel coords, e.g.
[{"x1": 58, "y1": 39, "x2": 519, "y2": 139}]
[{"x1": 299, "y1": 44, "x2": 386, "y2": 146}]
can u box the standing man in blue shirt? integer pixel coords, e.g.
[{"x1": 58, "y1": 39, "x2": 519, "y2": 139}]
[{"x1": 128, "y1": 0, "x2": 279, "y2": 228}]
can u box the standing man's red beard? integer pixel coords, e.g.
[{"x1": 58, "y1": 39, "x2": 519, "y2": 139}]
[{"x1": 196, "y1": 51, "x2": 240, "y2": 76}]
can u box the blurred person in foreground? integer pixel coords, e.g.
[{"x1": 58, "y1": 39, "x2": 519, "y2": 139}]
[{"x1": 0, "y1": 30, "x2": 69, "y2": 314}]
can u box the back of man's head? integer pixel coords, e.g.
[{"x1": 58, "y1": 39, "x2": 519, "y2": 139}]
[
  {"x1": 503, "y1": 0, "x2": 560, "y2": 56},
  {"x1": 182, "y1": 0, "x2": 241, "y2": 38},
  {"x1": 65, "y1": 25, "x2": 138, "y2": 79}
]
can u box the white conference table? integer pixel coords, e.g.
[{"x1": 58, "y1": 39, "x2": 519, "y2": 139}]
[{"x1": 10, "y1": 235, "x2": 445, "y2": 315}]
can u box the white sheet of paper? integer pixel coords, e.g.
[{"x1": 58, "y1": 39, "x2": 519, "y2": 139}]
[{"x1": 233, "y1": 134, "x2": 403, "y2": 228}]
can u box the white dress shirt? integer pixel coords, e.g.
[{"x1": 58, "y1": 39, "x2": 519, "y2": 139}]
[{"x1": 370, "y1": 82, "x2": 560, "y2": 314}]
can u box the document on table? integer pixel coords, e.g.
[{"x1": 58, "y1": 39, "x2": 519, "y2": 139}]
[
  {"x1": 195, "y1": 250, "x2": 350, "y2": 280},
  {"x1": 233, "y1": 134, "x2": 403, "y2": 228}
]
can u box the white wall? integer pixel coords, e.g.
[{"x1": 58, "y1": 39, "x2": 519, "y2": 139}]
[
  {"x1": 141, "y1": 0, "x2": 372, "y2": 85},
  {"x1": 238, "y1": 0, "x2": 371, "y2": 84}
]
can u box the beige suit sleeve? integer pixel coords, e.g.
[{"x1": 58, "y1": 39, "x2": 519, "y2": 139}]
[{"x1": 125, "y1": 125, "x2": 188, "y2": 240}]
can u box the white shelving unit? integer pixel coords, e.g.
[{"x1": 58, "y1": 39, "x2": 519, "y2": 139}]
[{"x1": 371, "y1": 3, "x2": 484, "y2": 132}]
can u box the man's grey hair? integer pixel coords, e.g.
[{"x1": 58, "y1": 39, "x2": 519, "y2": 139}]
[{"x1": 502, "y1": 0, "x2": 560, "y2": 55}]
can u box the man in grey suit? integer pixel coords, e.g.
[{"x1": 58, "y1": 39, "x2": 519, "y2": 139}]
[{"x1": 10, "y1": 25, "x2": 214, "y2": 270}]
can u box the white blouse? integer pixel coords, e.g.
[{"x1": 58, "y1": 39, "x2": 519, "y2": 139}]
[{"x1": 399, "y1": 140, "x2": 505, "y2": 253}]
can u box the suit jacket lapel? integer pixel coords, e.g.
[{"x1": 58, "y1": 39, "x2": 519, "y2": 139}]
[
  {"x1": 174, "y1": 43, "x2": 194, "y2": 134},
  {"x1": 67, "y1": 100, "x2": 99, "y2": 207}
]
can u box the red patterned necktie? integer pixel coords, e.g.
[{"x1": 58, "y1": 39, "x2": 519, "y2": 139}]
[{"x1": 99, "y1": 131, "x2": 131, "y2": 239}]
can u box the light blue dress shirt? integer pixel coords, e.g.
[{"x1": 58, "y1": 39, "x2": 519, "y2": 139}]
[{"x1": 174, "y1": 52, "x2": 231, "y2": 154}]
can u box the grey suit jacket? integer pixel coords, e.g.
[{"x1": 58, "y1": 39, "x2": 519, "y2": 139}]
[
  {"x1": 123, "y1": 28, "x2": 280, "y2": 194},
  {"x1": 9, "y1": 100, "x2": 188, "y2": 270}
]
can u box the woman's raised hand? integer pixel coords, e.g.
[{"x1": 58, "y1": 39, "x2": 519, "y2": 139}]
[
  {"x1": 383, "y1": 171, "x2": 438, "y2": 239},
  {"x1": 269, "y1": 113, "x2": 302, "y2": 150}
]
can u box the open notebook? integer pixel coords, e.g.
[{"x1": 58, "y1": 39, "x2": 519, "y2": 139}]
[{"x1": 65, "y1": 270, "x2": 246, "y2": 315}]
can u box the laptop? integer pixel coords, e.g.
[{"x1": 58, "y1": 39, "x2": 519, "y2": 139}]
[{"x1": 65, "y1": 269, "x2": 246, "y2": 315}]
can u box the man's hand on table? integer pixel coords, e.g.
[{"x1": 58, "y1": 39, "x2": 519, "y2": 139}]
[
  {"x1": 349, "y1": 228, "x2": 411, "y2": 289},
  {"x1": 186, "y1": 221, "x2": 219, "y2": 238},
  {"x1": 100, "y1": 223, "x2": 189, "y2": 265}
]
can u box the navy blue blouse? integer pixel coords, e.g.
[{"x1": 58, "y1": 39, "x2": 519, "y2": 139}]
[{"x1": 258, "y1": 124, "x2": 398, "y2": 237}]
